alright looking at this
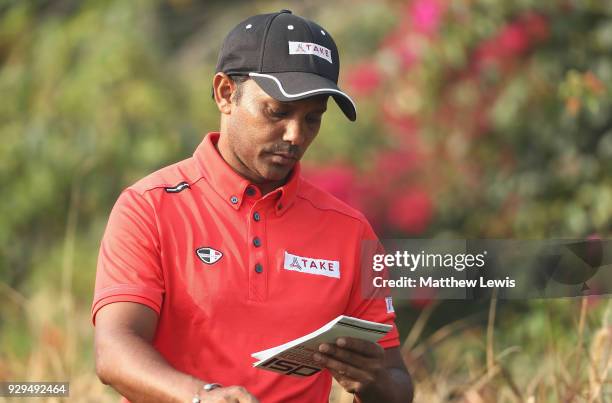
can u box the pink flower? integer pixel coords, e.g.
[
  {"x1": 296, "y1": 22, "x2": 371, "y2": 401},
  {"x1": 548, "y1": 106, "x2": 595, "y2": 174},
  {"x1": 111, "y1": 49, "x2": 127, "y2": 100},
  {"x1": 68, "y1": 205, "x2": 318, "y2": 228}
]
[
  {"x1": 396, "y1": 45, "x2": 419, "y2": 69},
  {"x1": 522, "y1": 12, "x2": 550, "y2": 43},
  {"x1": 374, "y1": 150, "x2": 423, "y2": 185},
  {"x1": 474, "y1": 22, "x2": 530, "y2": 68},
  {"x1": 498, "y1": 23, "x2": 530, "y2": 56},
  {"x1": 381, "y1": 29, "x2": 420, "y2": 70},
  {"x1": 303, "y1": 164, "x2": 362, "y2": 209},
  {"x1": 408, "y1": 0, "x2": 444, "y2": 36},
  {"x1": 381, "y1": 101, "x2": 419, "y2": 136},
  {"x1": 346, "y1": 62, "x2": 382, "y2": 96},
  {"x1": 304, "y1": 165, "x2": 391, "y2": 228},
  {"x1": 386, "y1": 187, "x2": 434, "y2": 234},
  {"x1": 473, "y1": 12, "x2": 549, "y2": 72}
]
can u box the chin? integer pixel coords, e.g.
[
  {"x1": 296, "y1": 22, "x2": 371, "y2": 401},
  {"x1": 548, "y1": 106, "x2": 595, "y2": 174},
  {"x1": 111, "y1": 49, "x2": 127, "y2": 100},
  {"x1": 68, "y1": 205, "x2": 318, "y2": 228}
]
[{"x1": 262, "y1": 165, "x2": 293, "y2": 182}]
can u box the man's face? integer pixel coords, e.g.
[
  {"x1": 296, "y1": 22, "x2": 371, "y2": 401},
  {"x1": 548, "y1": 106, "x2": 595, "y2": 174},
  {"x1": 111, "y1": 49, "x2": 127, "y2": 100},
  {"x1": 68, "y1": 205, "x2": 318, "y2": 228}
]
[{"x1": 218, "y1": 78, "x2": 328, "y2": 185}]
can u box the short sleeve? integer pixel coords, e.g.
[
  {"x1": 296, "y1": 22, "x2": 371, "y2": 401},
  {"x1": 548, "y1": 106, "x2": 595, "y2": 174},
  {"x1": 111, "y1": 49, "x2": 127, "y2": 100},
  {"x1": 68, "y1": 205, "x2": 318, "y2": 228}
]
[
  {"x1": 91, "y1": 188, "x2": 165, "y2": 324},
  {"x1": 345, "y1": 220, "x2": 400, "y2": 349}
]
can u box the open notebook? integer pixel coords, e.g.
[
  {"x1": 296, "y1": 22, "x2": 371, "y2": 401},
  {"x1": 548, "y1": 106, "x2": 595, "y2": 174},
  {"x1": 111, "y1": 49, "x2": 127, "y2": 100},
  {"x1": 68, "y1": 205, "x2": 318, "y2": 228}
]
[{"x1": 251, "y1": 315, "x2": 392, "y2": 377}]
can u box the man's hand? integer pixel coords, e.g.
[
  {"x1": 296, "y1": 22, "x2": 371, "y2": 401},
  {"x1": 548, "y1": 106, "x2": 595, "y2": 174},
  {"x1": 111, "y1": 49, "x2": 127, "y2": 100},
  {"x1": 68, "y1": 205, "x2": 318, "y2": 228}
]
[
  {"x1": 313, "y1": 337, "x2": 384, "y2": 394},
  {"x1": 197, "y1": 386, "x2": 259, "y2": 403},
  {"x1": 313, "y1": 338, "x2": 413, "y2": 403}
]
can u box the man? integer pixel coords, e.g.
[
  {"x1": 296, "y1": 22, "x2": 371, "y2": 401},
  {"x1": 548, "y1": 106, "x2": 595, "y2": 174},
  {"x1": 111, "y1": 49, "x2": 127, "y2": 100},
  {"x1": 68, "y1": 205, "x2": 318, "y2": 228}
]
[{"x1": 92, "y1": 9, "x2": 413, "y2": 403}]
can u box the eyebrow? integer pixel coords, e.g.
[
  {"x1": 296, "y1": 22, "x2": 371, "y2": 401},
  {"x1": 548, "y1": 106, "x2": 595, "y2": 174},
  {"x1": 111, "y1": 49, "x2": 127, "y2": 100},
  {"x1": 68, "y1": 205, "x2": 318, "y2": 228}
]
[{"x1": 265, "y1": 101, "x2": 327, "y2": 114}]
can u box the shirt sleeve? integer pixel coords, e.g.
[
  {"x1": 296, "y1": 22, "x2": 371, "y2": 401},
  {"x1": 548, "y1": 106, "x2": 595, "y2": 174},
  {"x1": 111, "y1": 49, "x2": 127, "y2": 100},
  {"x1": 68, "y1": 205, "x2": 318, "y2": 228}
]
[
  {"x1": 91, "y1": 188, "x2": 165, "y2": 325},
  {"x1": 345, "y1": 220, "x2": 400, "y2": 349}
]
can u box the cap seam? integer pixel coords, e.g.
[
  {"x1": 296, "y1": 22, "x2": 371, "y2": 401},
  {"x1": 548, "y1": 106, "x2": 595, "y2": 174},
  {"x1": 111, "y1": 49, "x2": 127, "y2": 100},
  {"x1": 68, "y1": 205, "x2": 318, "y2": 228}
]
[
  {"x1": 259, "y1": 13, "x2": 283, "y2": 72},
  {"x1": 301, "y1": 16, "x2": 318, "y2": 44}
]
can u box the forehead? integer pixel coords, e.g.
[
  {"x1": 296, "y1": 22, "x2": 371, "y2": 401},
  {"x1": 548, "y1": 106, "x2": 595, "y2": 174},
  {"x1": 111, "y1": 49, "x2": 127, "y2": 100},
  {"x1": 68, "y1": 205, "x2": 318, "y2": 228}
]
[{"x1": 242, "y1": 79, "x2": 328, "y2": 109}]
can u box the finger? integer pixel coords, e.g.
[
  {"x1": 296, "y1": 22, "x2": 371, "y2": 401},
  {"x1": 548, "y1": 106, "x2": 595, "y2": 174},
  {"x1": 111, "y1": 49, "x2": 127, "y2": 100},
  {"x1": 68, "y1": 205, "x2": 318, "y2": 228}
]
[
  {"x1": 240, "y1": 390, "x2": 259, "y2": 403},
  {"x1": 318, "y1": 343, "x2": 371, "y2": 368},
  {"x1": 328, "y1": 367, "x2": 367, "y2": 395},
  {"x1": 225, "y1": 386, "x2": 260, "y2": 403},
  {"x1": 335, "y1": 337, "x2": 384, "y2": 358},
  {"x1": 313, "y1": 352, "x2": 373, "y2": 383}
]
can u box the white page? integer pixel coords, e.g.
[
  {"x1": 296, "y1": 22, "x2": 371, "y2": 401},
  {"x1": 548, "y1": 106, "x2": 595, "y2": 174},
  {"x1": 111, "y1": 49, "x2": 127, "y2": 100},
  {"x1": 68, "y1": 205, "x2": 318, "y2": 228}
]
[{"x1": 251, "y1": 315, "x2": 392, "y2": 377}]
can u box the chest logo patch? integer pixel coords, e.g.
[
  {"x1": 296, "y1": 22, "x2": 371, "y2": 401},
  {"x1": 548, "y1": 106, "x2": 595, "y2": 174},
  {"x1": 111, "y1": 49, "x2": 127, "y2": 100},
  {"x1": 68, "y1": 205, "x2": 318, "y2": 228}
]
[
  {"x1": 283, "y1": 251, "x2": 340, "y2": 279},
  {"x1": 196, "y1": 247, "x2": 223, "y2": 265}
]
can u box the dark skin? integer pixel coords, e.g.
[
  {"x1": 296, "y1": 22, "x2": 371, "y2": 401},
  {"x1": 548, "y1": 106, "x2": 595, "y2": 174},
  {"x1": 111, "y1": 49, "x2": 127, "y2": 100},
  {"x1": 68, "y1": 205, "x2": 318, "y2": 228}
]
[
  {"x1": 214, "y1": 73, "x2": 413, "y2": 400},
  {"x1": 214, "y1": 74, "x2": 326, "y2": 195},
  {"x1": 94, "y1": 73, "x2": 414, "y2": 403},
  {"x1": 95, "y1": 303, "x2": 260, "y2": 403}
]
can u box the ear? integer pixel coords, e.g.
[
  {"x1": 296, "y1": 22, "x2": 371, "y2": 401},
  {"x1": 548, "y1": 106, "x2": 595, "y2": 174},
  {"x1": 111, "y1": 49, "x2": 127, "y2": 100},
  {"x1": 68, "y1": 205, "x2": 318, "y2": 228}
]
[{"x1": 213, "y1": 72, "x2": 237, "y2": 115}]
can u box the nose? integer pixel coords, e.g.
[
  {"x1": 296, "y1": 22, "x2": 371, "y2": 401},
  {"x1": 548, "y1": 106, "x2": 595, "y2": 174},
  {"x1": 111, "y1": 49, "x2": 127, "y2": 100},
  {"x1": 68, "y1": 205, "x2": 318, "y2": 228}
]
[{"x1": 282, "y1": 118, "x2": 307, "y2": 146}]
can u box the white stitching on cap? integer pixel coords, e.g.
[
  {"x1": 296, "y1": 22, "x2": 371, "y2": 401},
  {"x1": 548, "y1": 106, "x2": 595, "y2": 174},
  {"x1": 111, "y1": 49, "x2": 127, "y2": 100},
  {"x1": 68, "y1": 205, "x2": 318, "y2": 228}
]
[{"x1": 248, "y1": 72, "x2": 357, "y2": 115}]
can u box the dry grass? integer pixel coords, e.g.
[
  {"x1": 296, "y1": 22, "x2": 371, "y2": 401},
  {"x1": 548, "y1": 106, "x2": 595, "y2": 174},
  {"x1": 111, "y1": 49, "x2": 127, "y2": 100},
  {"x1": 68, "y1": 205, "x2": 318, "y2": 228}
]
[
  {"x1": 1, "y1": 282, "x2": 610, "y2": 402},
  {"x1": 393, "y1": 297, "x2": 612, "y2": 403},
  {"x1": 1, "y1": 204, "x2": 610, "y2": 403}
]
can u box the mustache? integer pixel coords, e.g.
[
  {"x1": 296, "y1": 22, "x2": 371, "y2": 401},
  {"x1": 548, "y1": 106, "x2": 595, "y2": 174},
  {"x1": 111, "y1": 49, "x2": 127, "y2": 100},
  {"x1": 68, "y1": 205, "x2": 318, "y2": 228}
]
[{"x1": 268, "y1": 143, "x2": 300, "y2": 156}]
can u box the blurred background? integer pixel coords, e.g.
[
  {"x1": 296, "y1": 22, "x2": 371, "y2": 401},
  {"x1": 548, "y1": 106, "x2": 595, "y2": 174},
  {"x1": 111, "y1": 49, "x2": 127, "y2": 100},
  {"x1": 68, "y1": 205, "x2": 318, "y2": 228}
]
[{"x1": 1, "y1": 0, "x2": 611, "y2": 402}]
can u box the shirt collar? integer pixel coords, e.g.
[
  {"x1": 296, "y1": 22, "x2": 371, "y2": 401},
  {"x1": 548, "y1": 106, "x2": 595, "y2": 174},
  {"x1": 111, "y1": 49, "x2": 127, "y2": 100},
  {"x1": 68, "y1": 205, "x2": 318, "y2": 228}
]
[{"x1": 194, "y1": 132, "x2": 300, "y2": 215}]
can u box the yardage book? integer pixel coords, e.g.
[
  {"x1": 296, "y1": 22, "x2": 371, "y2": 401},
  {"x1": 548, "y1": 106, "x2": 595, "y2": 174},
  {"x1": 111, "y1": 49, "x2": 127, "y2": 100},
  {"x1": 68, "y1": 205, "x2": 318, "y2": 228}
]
[{"x1": 251, "y1": 315, "x2": 392, "y2": 377}]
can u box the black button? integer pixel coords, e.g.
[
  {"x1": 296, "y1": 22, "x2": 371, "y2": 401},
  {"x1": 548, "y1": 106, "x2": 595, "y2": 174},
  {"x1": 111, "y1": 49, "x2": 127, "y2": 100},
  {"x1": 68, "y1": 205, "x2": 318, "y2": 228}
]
[
  {"x1": 255, "y1": 264, "x2": 263, "y2": 273},
  {"x1": 277, "y1": 204, "x2": 283, "y2": 210},
  {"x1": 246, "y1": 187, "x2": 256, "y2": 196},
  {"x1": 280, "y1": 9, "x2": 292, "y2": 14},
  {"x1": 253, "y1": 212, "x2": 261, "y2": 221},
  {"x1": 230, "y1": 196, "x2": 239, "y2": 204},
  {"x1": 253, "y1": 237, "x2": 261, "y2": 247}
]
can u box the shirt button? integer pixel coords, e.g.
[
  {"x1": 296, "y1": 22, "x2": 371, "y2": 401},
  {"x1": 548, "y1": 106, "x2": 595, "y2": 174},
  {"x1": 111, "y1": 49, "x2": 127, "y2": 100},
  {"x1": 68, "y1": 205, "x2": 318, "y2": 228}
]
[
  {"x1": 253, "y1": 212, "x2": 261, "y2": 221},
  {"x1": 246, "y1": 186, "x2": 256, "y2": 196},
  {"x1": 253, "y1": 237, "x2": 262, "y2": 247},
  {"x1": 255, "y1": 263, "x2": 263, "y2": 273},
  {"x1": 230, "y1": 196, "x2": 239, "y2": 204}
]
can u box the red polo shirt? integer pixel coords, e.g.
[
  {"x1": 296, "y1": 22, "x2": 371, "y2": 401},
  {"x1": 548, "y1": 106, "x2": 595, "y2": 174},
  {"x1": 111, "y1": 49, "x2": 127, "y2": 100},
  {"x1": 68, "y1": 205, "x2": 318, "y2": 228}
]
[{"x1": 92, "y1": 132, "x2": 399, "y2": 403}]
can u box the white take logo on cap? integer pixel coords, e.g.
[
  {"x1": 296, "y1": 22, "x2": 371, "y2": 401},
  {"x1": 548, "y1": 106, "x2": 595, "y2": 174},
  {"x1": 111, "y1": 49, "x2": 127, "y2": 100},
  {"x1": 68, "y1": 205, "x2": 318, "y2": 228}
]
[{"x1": 288, "y1": 41, "x2": 333, "y2": 64}]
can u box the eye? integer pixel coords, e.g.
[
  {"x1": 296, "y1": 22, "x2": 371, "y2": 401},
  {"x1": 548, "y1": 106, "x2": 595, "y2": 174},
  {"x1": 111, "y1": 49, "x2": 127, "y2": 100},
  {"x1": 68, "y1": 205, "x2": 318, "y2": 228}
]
[
  {"x1": 268, "y1": 108, "x2": 289, "y2": 119},
  {"x1": 306, "y1": 114, "x2": 322, "y2": 124}
]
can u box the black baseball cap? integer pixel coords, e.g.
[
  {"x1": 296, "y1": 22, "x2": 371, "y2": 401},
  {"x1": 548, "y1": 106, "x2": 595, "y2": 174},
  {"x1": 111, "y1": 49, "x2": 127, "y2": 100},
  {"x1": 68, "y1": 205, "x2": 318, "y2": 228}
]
[{"x1": 215, "y1": 9, "x2": 357, "y2": 121}]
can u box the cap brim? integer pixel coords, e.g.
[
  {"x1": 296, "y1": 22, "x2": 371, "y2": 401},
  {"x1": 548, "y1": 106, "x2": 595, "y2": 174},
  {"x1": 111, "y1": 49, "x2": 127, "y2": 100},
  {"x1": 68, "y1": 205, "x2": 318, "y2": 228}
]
[{"x1": 249, "y1": 72, "x2": 357, "y2": 121}]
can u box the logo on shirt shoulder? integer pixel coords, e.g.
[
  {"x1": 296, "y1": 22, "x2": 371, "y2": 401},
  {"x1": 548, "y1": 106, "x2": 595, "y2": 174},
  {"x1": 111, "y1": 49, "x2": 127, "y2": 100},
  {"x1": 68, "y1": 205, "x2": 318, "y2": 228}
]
[
  {"x1": 165, "y1": 181, "x2": 190, "y2": 193},
  {"x1": 283, "y1": 251, "x2": 340, "y2": 279},
  {"x1": 385, "y1": 296, "x2": 395, "y2": 313},
  {"x1": 196, "y1": 247, "x2": 223, "y2": 265}
]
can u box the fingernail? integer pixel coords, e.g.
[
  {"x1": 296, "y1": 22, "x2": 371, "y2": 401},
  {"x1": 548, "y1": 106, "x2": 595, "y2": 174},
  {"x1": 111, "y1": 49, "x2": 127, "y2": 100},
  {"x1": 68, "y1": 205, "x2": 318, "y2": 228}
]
[
  {"x1": 319, "y1": 344, "x2": 329, "y2": 353},
  {"x1": 337, "y1": 338, "x2": 346, "y2": 347},
  {"x1": 313, "y1": 353, "x2": 322, "y2": 361}
]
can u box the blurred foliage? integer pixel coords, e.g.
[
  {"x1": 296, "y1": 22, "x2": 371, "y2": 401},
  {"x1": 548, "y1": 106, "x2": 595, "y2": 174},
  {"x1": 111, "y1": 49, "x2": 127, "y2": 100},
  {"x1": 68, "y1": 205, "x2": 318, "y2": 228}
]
[{"x1": 310, "y1": 0, "x2": 612, "y2": 239}]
